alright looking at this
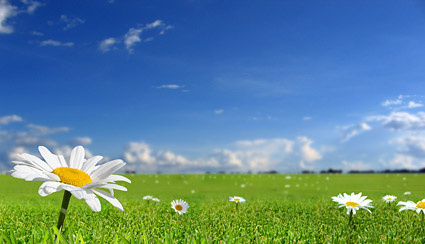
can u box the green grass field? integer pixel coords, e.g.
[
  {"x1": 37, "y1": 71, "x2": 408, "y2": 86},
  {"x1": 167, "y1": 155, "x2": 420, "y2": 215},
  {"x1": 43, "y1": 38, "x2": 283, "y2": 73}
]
[{"x1": 0, "y1": 173, "x2": 424, "y2": 243}]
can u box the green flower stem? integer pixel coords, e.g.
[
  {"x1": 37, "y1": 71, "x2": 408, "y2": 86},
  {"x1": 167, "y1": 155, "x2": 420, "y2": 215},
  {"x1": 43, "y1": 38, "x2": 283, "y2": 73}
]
[
  {"x1": 348, "y1": 211, "x2": 353, "y2": 227},
  {"x1": 235, "y1": 203, "x2": 238, "y2": 211},
  {"x1": 56, "y1": 190, "x2": 72, "y2": 231}
]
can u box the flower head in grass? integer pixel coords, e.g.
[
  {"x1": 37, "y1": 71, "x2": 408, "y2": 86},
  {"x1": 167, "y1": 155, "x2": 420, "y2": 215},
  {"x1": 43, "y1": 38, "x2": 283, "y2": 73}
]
[
  {"x1": 152, "y1": 197, "x2": 160, "y2": 202},
  {"x1": 229, "y1": 196, "x2": 246, "y2": 203},
  {"x1": 404, "y1": 191, "x2": 411, "y2": 195},
  {"x1": 382, "y1": 195, "x2": 397, "y2": 203},
  {"x1": 143, "y1": 195, "x2": 153, "y2": 200},
  {"x1": 8, "y1": 146, "x2": 131, "y2": 212},
  {"x1": 398, "y1": 200, "x2": 425, "y2": 214},
  {"x1": 331, "y1": 192, "x2": 373, "y2": 214},
  {"x1": 171, "y1": 199, "x2": 189, "y2": 215}
]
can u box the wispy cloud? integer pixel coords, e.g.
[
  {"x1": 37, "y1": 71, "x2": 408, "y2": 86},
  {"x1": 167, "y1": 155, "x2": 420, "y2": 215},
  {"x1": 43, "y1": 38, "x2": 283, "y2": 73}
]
[
  {"x1": 30, "y1": 30, "x2": 43, "y2": 36},
  {"x1": 100, "y1": 20, "x2": 173, "y2": 53},
  {"x1": 99, "y1": 37, "x2": 117, "y2": 52},
  {"x1": 21, "y1": 0, "x2": 42, "y2": 14},
  {"x1": 214, "y1": 109, "x2": 224, "y2": 115},
  {"x1": 340, "y1": 123, "x2": 371, "y2": 142},
  {"x1": 59, "y1": 14, "x2": 85, "y2": 30},
  {"x1": 156, "y1": 84, "x2": 183, "y2": 89},
  {"x1": 408, "y1": 101, "x2": 423, "y2": 108},
  {"x1": 303, "y1": 116, "x2": 311, "y2": 121},
  {"x1": 40, "y1": 39, "x2": 74, "y2": 47},
  {"x1": 124, "y1": 27, "x2": 143, "y2": 53},
  {"x1": 0, "y1": 115, "x2": 22, "y2": 125},
  {"x1": 368, "y1": 112, "x2": 425, "y2": 131},
  {"x1": 381, "y1": 99, "x2": 402, "y2": 107}
]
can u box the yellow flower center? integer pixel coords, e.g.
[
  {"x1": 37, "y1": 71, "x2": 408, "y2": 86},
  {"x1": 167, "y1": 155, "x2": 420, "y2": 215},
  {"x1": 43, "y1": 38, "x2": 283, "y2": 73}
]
[
  {"x1": 52, "y1": 167, "x2": 92, "y2": 187},
  {"x1": 388, "y1": 198, "x2": 392, "y2": 201},
  {"x1": 417, "y1": 201, "x2": 425, "y2": 209},
  {"x1": 175, "y1": 205, "x2": 183, "y2": 211},
  {"x1": 346, "y1": 201, "x2": 359, "y2": 207},
  {"x1": 234, "y1": 198, "x2": 240, "y2": 202}
]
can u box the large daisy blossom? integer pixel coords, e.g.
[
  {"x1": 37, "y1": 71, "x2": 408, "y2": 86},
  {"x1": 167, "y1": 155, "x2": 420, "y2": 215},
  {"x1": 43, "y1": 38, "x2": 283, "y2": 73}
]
[
  {"x1": 8, "y1": 146, "x2": 131, "y2": 212},
  {"x1": 382, "y1": 195, "x2": 397, "y2": 203},
  {"x1": 331, "y1": 192, "x2": 373, "y2": 215},
  {"x1": 398, "y1": 199, "x2": 425, "y2": 214},
  {"x1": 229, "y1": 196, "x2": 246, "y2": 203},
  {"x1": 171, "y1": 199, "x2": 189, "y2": 215}
]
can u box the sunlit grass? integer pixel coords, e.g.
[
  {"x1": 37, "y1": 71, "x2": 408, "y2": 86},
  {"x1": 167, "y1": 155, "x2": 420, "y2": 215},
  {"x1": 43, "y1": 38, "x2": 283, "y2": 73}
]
[{"x1": 0, "y1": 173, "x2": 425, "y2": 243}]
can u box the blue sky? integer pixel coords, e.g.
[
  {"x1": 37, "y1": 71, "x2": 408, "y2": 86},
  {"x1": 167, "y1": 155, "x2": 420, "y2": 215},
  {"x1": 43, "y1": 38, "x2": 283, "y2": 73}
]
[{"x1": 1, "y1": 0, "x2": 425, "y2": 173}]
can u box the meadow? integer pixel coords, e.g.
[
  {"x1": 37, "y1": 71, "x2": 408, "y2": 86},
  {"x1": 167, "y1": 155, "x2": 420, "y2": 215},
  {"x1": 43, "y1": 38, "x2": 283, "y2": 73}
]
[{"x1": 0, "y1": 173, "x2": 424, "y2": 243}]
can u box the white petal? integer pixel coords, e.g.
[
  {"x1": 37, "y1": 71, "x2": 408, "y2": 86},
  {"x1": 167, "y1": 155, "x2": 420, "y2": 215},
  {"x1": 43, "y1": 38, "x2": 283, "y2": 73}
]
[
  {"x1": 38, "y1": 181, "x2": 64, "y2": 196},
  {"x1": 58, "y1": 155, "x2": 68, "y2": 167},
  {"x1": 43, "y1": 172, "x2": 61, "y2": 181},
  {"x1": 69, "y1": 146, "x2": 85, "y2": 169},
  {"x1": 346, "y1": 207, "x2": 351, "y2": 215},
  {"x1": 98, "y1": 184, "x2": 127, "y2": 191},
  {"x1": 18, "y1": 153, "x2": 52, "y2": 172},
  {"x1": 90, "y1": 160, "x2": 125, "y2": 182},
  {"x1": 103, "y1": 174, "x2": 131, "y2": 183},
  {"x1": 38, "y1": 146, "x2": 62, "y2": 170},
  {"x1": 84, "y1": 193, "x2": 101, "y2": 212},
  {"x1": 93, "y1": 189, "x2": 124, "y2": 211},
  {"x1": 9, "y1": 165, "x2": 50, "y2": 181},
  {"x1": 81, "y1": 156, "x2": 103, "y2": 174}
]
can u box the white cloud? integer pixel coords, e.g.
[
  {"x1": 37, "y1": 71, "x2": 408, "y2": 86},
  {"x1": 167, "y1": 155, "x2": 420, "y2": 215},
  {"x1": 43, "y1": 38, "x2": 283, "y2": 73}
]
[
  {"x1": 30, "y1": 30, "x2": 43, "y2": 36},
  {"x1": 104, "y1": 20, "x2": 172, "y2": 54},
  {"x1": 40, "y1": 39, "x2": 74, "y2": 47},
  {"x1": 0, "y1": 116, "x2": 96, "y2": 171},
  {"x1": 21, "y1": 0, "x2": 42, "y2": 14},
  {"x1": 341, "y1": 160, "x2": 372, "y2": 171},
  {"x1": 157, "y1": 84, "x2": 182, "y2": 89},
  {"x1": 368, "y1": 112, "x2": 425, "y2": 131},
  {"x1": 0, "y1": 115, "x2": 22, "y2": 125},
  {"x1": 26, "y1": 124, "x2": 70, "y2": 135},
  {"x1": 381, "y1": 154, "x2": 419, "y2": 170},
  {"x1": 68, "y1": 137, "x2": 92, "y2": 146},
  {"x1": 381, "y1": 99, "x2": 402, "y2": 107},
  {"x1": 123, "y1": 137, "x2": 321, "y2": 173},
  {"x1": 303, "y1": 116, "x2": 311, "y2": 121},
  {"x1": 340, "y1": 123, "x2": 371, "y2": 142},
  {"x1": 123, "y1": 141, "x2": 195, "y2": 172},
  {"x1": 408, "y1": 101, "x2": 423, "y2": 109},
  {"x1": 99, "y1": 37, "x2": 117, "y2": 53},
  {"x1": 146, "y1": 20, "x2": 162, "y2": 29},
  {"x1": 214, "y1": 109, "x2": 223, "y2": 115},
  {"x1": 124, "y1": 27, "x2": 142, "y2": 53},
  {"x1": 59, "y1": 15, "x2": 85, "y2": 30},
  {"x1": 392, "y1": 136, "x2": 425, "y2": 159},
  {"x1": 0, "y1": 0, "x2": 17, "y2": 34},
  {"x1": 297, "y1": 136, "x2": 322, "y2": 162}
]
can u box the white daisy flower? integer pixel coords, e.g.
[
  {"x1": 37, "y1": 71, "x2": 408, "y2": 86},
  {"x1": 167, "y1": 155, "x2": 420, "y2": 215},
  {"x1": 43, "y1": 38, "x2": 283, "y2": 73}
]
[
  {"x1": 8, "y1": 146, "x2": 131, "y2": 212},
  {"x1": 171, "y1": 199, "x2": 189, "y2": 215},
  {"x1": 404, "y1": 191, "x2": 412, "y2": 195},
  {"x1": 152, "y1": 197, "x2": 160, "y2": 202},
  {"x1": 382, "y1": 195, "x2": 397, "y2": 203},
  {"x1": 398, "y1": 199, "x2": 425, "y2": 214},
  {"x1": 229, "y1": 196, "x2": 246, "y2": 203},
  {"x1": 331, "y1": 192, "x2": 373, "y2": 215},
  {"x1": 143, "y1": 195, "x2": 153, "y2": 200}
]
